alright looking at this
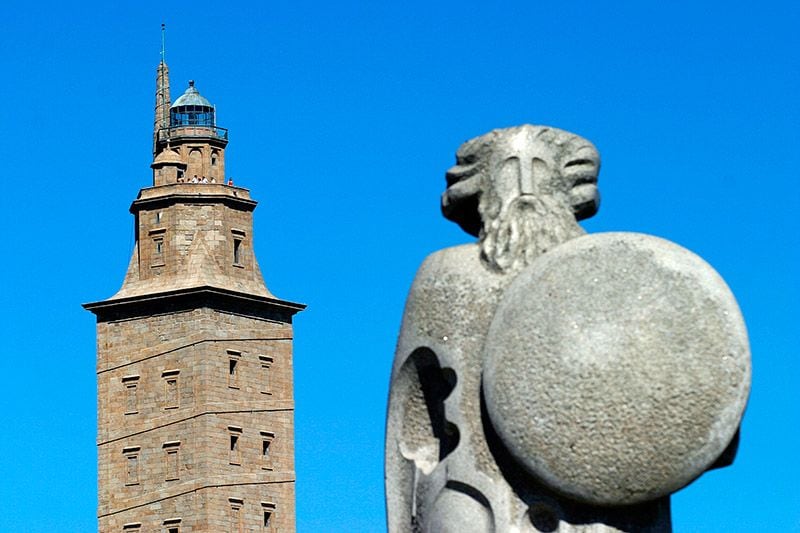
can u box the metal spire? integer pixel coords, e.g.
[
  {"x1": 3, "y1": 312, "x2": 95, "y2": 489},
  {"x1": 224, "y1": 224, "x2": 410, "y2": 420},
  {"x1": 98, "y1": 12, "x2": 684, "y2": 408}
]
[{"x1": 160, "y1": 23, "x2": 166, "y2": 64}]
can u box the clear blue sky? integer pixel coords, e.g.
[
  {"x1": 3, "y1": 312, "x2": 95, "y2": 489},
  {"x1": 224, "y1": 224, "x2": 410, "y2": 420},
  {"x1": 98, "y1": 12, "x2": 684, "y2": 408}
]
[{"x1": 0, "y1": 1, "x2": 797, "y2": 531}]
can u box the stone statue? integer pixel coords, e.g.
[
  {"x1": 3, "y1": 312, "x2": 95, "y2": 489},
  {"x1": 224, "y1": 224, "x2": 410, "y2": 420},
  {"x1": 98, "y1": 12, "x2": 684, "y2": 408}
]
[{"x1": 386, "y1": 125, "x2": 750, "y2": 532}]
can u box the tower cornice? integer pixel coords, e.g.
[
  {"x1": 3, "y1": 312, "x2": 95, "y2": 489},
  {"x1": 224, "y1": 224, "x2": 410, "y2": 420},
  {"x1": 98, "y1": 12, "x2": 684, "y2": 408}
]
[
  {"x1": 130, "y1": 184, "x2": 258, "y2": 214},
  {"x1": 83, "y1": 285, "x2": 305, "y2": 323}
]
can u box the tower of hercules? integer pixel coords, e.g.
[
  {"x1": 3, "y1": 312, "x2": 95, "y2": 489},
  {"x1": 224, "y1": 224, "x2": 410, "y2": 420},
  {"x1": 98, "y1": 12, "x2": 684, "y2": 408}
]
[{"x1": 84, "y1": 53, "x2": 304, "y2": 532}]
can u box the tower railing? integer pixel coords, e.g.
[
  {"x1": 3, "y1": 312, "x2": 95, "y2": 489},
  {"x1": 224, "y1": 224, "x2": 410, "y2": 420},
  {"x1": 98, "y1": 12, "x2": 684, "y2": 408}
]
[{"x1": 157, "y1": 125, "x2": 228, "y2": 142}]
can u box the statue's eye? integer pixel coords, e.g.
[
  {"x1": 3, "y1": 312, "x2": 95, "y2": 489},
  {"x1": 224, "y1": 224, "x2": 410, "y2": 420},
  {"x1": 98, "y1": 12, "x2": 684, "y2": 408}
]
[
  {"x1": 458, "y1": 154, "x2": 478, "y2": 165},
  {"x1": 564, "y1": 158, "x2": 595, "y2": 168}
]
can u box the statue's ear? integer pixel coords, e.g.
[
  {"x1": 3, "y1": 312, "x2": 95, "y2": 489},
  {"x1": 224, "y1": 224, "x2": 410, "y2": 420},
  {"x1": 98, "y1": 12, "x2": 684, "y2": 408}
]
[
  {"x1": 563, "y1": 140, "x2": 601, "y2": 222},
  {"x1": 570, "y1": 188, "x2": 600, "y2": 221}
]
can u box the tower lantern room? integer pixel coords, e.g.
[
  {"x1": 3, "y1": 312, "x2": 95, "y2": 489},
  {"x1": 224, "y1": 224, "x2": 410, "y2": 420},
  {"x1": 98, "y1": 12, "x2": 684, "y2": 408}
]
[
  {"x1": 170, "y1": 80, "x2": 215, "y2": 126},
  {"x1": 153, "y1": 76, "x2": 228, "y2": 186}
]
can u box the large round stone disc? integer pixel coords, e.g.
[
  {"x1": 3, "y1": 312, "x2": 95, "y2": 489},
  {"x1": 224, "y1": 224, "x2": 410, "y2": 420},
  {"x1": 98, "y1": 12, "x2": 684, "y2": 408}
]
[{"x1": 482, "y1": 232, "x2": 750, "y2": 506}]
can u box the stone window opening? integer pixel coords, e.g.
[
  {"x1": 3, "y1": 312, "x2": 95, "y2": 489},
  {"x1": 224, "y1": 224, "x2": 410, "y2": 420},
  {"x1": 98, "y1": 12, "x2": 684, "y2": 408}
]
[
  {"x1": 259, "y1": 356, "x2": 273, "y2": 395},
  {"x1": 150, "y1": 228, "x2": 167, "y2": 267},
  {"x1": 261, "y1": 502, "x2": 276, "y2": 532},
  {"x1": 164, "y1": 441, "x2": 181, "y2": 481},
  {"x1": 122, "y1": 523, "x2": 141, "y2": 531},
  {"x1": 163, "y1": 517, "x2": 181, "y2": 533},
  {"x1": 162, "y1": 369, "x2": 180, "y2": 409},
  {"x1": 123, "y1": 446, "x2": 140, "y2": 486},
  {"x1": 229, "y1": 358, "x2": 238, "y2": 387},
  {"x1": 232, "y1": 229, "x2": 246, "y2": 267},
  {"x1": 229, "y1": 426, "x2": 243, "y2": 465},
  {"x1": 229, "y1": 498, "x2": 244, "y2": 533},
  {"x1": 122, "y1": 375, "x2": 140, "y2": 415},
  {"x1": 227, "y1": 350, "x2": 241, "y2": 389},
  {"x1": 188, "y1": 149, "x2": 202, "y2": 176},
  {"x1": 233, "y1": 238, "x2": 242, "y2": 265},
  {"x1": 260, "y1": 431, "x2": 274, "y2": 471}
]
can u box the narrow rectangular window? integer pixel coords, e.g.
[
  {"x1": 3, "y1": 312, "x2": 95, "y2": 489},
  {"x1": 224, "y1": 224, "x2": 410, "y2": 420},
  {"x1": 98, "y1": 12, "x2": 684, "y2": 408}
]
[
  {"x1": 122, "y1": 375, "x2": 140, "y2": 415},
  {"x1": 166, "y1": 449, "x2": 178, "y2": 479},
  {"x1": 229, "y1": 358, "x2": 238, "y2": 387},
  {"x1": 260, "y1": 431, "x2": 274, "y2": 470},
  {"x1": 233, "y1": 238, "x2": 242, "y2": 265},
  {"x1": 259, "y1": 356, "x2": 273, "y2": 395},
  {"x1": 126, "y1": 455, "x2": 138, "y2": 485},
  {"x1": 150, "y1": 228, "x2": 166, "y2": 266},
  {"x1": 230, "y1": 505, "x2": 240, "y2": 533},
  {"x1": 165, "y1": 378, "x2": 177, "y2": 406},
  {"x1": 261, "y1": 502, "x2": 276, "y2": 532},
  {"x1": 163, "y1": 517, "x2": 181, "y2": 533},
  {"x1": 232, "y1": 229, "x2": 246, "y2": 266},
  {"x1": 163, "y1": 370, "x2": 180, "y2": 409},
  {"x1": 125, "y1": 383, "x2": 138, "y2": 414},
  {"x1": 164, "y1": 441, "x2": 180, "y2": 481},
  {"x1": 122, "y1": 523, "x2": 141, "y2": 531},
  {"x1": 229, "y1": 427, "x2": 242, "y2": 465},
  {"x1": 227, "y1": 350, "x2": 241, "y2": 389},
  {"x1": 123, "y1": 446, "x2": 140, "y2": 486},
  {"x1": 229, "y1": 498, "x2": 244, "y2": 533}
]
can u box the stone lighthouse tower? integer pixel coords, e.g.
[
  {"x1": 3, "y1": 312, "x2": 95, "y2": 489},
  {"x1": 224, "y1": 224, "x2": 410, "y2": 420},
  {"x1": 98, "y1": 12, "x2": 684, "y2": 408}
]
[{"x1": 84, "y1": 54, "x2": 303, "y2": 532}]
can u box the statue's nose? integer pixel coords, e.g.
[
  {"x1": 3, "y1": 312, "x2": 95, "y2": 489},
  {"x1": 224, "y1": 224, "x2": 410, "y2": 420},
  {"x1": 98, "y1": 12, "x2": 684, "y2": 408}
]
[{"x1": 519, "y1": 157, "x2": 547, "y2": 195}]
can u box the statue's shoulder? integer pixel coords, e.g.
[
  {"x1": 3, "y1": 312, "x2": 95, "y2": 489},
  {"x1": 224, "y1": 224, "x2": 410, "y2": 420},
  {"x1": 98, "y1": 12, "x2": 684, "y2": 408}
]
[
  {"x1": 415, "y1": 243, "x2": 482, "y2": 281},
  {"x1": 403, "y1": 242, "x2": 500, "y2": 324},
  {"x1": 396, "y1": 243, "x2": 486, "y2": 369}
]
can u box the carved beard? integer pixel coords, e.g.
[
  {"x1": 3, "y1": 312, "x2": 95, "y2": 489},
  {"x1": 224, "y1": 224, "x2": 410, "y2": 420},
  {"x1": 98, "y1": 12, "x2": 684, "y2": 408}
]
[{"x1": 479, "y1": 193, "x2": 584, "y2": 273}]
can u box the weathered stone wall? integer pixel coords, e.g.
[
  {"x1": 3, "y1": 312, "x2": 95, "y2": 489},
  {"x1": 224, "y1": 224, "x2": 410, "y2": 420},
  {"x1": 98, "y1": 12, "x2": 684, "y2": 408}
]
[
  {"x1": 96, "y1": 307, "x2": 296, "y2": 531},
  {"x1": 136, "y1": 200, "x2": 263, "y2": 289},
  {"x1": 99, "y1": 482, "x2": 294, "y2": 532}
]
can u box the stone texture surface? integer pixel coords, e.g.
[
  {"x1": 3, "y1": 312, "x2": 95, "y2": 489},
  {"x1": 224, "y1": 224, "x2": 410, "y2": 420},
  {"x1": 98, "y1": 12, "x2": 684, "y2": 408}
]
[
  {"x1": 92, "y1": 245, "x2": 300, "y2": 532},
  {"x1": 386, "y1": 125, "x2": 750, "y2": 532},
  {"x1": 113, "y1": 184, "x2": 273, "y2": 300},
  {"x1": 483, "y1": 232, "x2": 750, "y2": 505}
]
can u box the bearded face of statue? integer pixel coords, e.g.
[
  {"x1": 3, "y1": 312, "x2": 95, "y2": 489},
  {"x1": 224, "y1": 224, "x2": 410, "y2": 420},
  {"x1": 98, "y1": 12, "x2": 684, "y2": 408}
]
[{"x1": 442, "y1": 125, "x2": 601, "y2": 272}]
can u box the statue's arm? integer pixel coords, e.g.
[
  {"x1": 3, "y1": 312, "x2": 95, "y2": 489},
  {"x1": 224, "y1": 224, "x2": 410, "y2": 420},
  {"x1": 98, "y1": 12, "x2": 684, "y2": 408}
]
[{"x1": 385, "y1": 250, "x2": 452, "y2": 532}]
